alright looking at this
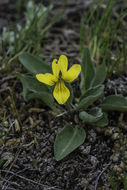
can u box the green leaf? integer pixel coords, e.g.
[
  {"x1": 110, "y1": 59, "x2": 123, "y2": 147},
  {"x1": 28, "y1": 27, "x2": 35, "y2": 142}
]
[
  {"x1": 101, "y1": 95, "x2": 127, "y2": 111},
  {"x1": 17, "y1": 73, "x2": 55, "y2": 109},
  {"x1": 94, "y1": 112, "x2": 108, "y2": 127},
  {"x1": 54, "y1": 125, "x2": 86, "y2": 161},
  {"x1": 92, "y1": 62, "x2": 107, "y2": 87},
  {"x1": 80, "y1": 47, "x2": 95, "y2": 94},
  {"x1": 19, "y1": 52, "x2": 51, "y2": 74},
  {"x1": 79, "y1": 107, "x2": 103, "y2": 123},
  {"x1": 78, "y1": 85, "x2": 104, "y2": 110}
]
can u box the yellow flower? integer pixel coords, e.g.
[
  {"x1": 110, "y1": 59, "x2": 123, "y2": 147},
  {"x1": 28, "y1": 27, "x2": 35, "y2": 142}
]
[{"x1": 36, "y1": 55, "x2": 81, "y2": 104}]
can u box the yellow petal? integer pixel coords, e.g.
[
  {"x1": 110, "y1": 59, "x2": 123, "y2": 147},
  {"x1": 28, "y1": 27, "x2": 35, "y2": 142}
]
[
  {"x1": 53, "y1": 80, "x2": 70, "y2": 104},
  {"x1": 36, "y1": 73, "x2": 57, "y2": 86},
  {"x1": 58, "y1": 55, "x2": 68, "y2": 75},
  {"x1": 52, "y1": 58, "x2": 60, "y2": 78},
  {"x1": 62, "y1": 64, "x2": 81, "y2": 82}
]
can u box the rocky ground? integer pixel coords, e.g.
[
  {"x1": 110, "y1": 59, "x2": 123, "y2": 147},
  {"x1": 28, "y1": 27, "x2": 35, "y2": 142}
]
[{"x1": 0, "y1": 1, "x2": 127, "y2": 190}]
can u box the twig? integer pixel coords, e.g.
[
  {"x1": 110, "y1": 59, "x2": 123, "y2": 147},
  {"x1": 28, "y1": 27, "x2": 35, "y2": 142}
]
[
  {"x1": 0, "y1": 183, "x2": 16, "y2": 190},
  {"x1": 1, "y1": 178, "x2": 21, "y2": 189},
  {"x1": 2, "y1": 149, "x2": 21, "y2": 190},
  {"x1": 1, "y1": 167, "x2": 62, "y2": 190},
  {"x1": 94, "y1": 161, "x2": 112, "y2": 190},
  {"x1": 3, "y1": 168, "x2": 40, "y2": 190},
  {"x1": 56, "y1": 111, "x2": 67, "y2": 117},
  {"x1": 3, "y1": 167, "x2": 26, "y2": 190},
  {"x1": 0, "y1": 76, "x2": 16, "y2": 83},
  {"x1": 0, "y1": 169, "x2": 50, "y2": 188}
]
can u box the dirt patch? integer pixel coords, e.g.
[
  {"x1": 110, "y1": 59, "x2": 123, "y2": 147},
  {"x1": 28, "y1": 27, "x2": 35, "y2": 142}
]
[{"x1": 1, "y1": 72, "x2": 127, "y2": 189}]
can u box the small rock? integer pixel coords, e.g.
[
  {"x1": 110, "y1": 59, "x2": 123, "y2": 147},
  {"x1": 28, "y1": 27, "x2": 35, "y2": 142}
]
[
  {"x1": 111, "y1": 153, "x2": 120, "y2": 162},
  {"x1": 80, "y1": 145, "x2": 91, "y2": 155},
  {"x1": 90, "y1": 155, "x2": 98, "y2": 166},
  {"x1": 112, "y1": 133, "x2": 119, "y2": 140},
  {"x1": 88, "y1": 130, "x2": 97, "y2": 143}
]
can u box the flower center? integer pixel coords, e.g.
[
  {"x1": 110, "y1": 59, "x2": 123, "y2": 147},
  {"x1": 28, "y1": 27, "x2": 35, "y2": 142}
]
[{"x1": 59, "y1": 70, "x2": 62, "y2": 79}]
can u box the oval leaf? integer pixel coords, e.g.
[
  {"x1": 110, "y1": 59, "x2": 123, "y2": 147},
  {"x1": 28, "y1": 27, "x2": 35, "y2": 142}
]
[
  {"x1": 17, "y1": 73, "x2": 55, "y2": 109},
  {"x1": 54, "y1": 125, "x2": 86, "y2": 161},
  {"x1": 92, "y1": 62, "x2": 107, "y2": 87},
  {"x1": 79, "y1": 107, "x2": 103, "y2": 123},
  {"x1": 19, "y1": 52, "x2": 51, "y2": 74},
  {"x1": 80, "y1": 47, "x2": 95, "y2": 94},
  {"x1": 78, "y1": 85, "x2": 104, "y2": 110},
  {"x1": 101, "y1": 95, "x2": 127, "y2": 111},
  {"x1": 93, "y1": 112, "x2": 108, "y2": 127}
]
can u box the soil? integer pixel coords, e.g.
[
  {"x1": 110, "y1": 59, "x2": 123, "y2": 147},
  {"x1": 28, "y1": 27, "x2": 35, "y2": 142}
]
[{"x1": 0, "y1": 1, "x2": 127, "y2": 190}]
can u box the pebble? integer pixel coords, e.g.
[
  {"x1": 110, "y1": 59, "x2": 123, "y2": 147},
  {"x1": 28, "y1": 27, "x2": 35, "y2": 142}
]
[
  {"x1": 111, "y1": 153, "x2": 120, "y2": 162},
  {"x1": 80, "y1": 145, "x2": 91, "y2": 155},
  {"x1": 88, "y1": 130, "x2": 97, "y2": 143},
  {"x1": 90, "y1": 155, "x2": 98, "y2": 166},
  {"x1": 112, "y1": 133, "x2": 119, "y2": 140}
]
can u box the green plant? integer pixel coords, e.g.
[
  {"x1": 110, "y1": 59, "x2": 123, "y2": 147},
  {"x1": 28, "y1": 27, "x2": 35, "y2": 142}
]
[
  {"x1": 80, "y1": 0, "x2": 127, "y2": 76},
  {"x1": 0, "y1": 0, "x2": 63, "y2": 67},
  {"x1": 17, "y1": 47, "x2": 127, "y2": 161},
  {"x1": 109, "y1": 172, "x2": 127, "y2": 190}
]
